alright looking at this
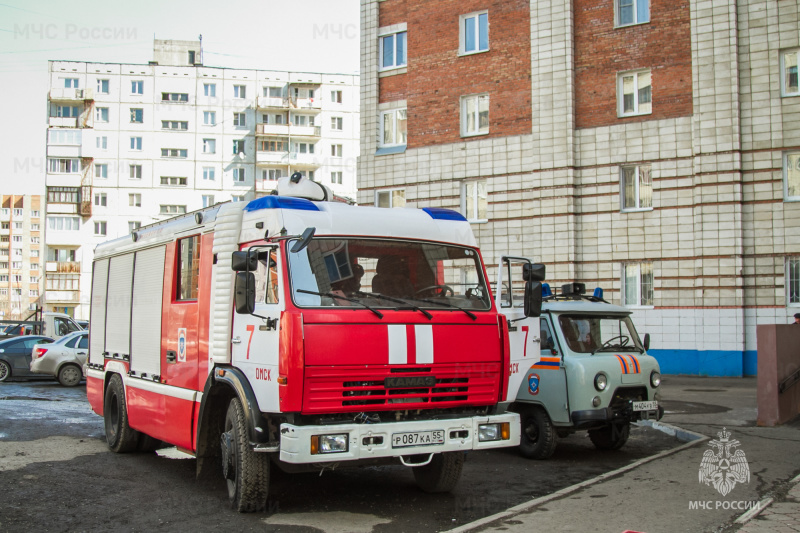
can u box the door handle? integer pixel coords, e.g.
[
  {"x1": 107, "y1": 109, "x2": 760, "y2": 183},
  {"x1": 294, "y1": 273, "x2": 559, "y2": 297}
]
[
  {"x1": 76, "y1": 352, "x2": 87, "y2": 355},
  {"x1": 166, "y1": 350, "x2": 177, "y2": 363},
  {"x1": 231, "y1": 337, "x2": 241, "y2": 344}
]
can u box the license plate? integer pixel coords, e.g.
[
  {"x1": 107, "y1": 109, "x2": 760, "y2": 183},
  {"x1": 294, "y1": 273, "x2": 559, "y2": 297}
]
[
  {"x1": 633, "y1": 401, "x2": 658, "y2": 411},
  {"x1": 392, "y1": 430, "x2": 445, "y2": 448}
]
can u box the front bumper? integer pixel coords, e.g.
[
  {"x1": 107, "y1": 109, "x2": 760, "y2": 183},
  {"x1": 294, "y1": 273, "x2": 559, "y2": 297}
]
[
  {"x1": 571, "y1": 404, "x2": 664, "y2": 428},
  {"x1": 279, "y1": 413, "x2": 520, "y2": 464}
]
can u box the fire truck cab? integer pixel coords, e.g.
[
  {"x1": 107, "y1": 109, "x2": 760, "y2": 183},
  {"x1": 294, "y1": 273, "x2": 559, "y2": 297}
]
[{"x1": 86, "y1": 178, "x2": 542, "y2": 511}]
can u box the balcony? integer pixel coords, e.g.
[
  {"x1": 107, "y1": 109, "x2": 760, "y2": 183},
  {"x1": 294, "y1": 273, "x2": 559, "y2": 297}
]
[
  {"x1": 257, "y1": 124, "x2": 291, "y2": 136},
  {"x1": 292, "y1": 97, "x2": 321, "y2": 112},
  {"x1": 288, "y1": 152, "x2": 321, "y2": 169},
  {"x1": 47, "y1": 145, "x2": 81, "y2": 158},
  {"x1": 45, "y1": 261, "x2": 81, "y2": 273},
  {"x1": 255, "y1": 178, "x2": 280, "y2": 194},
  {"x1": 257, "y1": 96, "x2": 290, "y2": 109},
  {"x1": 256, "y1": 151, "x2": 290, "y2": 165},
  {"x1": 49, "y1": 88, "x2": 94, "y2": 102},
  {"x1": 48, "y1": 117, "x2": 78, "y2": 128},
  {"x1": 44, "y1": 290, "x2": 81, "y2": 304},
  {"x1": 290, "y1": 125, "x2": 321, "y2": 139},
  {"x1": 256, "y1": 124, "x2": 321, "y2": 138},
  {"x1": 45, "y1": 173, "x2": 83, "y2": 188},
  {"x1": 46, "y1": 203, "x2": 80, "y2": 215}
]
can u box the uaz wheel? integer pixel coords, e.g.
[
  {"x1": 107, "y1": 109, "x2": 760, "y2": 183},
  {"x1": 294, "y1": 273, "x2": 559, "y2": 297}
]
[{"x1": 589, "y1": 421, "x2": 630, "y2": 450}]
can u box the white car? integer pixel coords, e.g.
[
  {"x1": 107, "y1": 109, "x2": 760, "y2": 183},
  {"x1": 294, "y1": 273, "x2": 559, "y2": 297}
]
[{"x1": 29, "y1": 330, "x2": 88, "y2": 386}]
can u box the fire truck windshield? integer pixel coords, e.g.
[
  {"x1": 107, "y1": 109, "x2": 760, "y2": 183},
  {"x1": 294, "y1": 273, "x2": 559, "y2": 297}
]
[{"x1": 287, "y1": 238, "x2": 491, "y2": 310}]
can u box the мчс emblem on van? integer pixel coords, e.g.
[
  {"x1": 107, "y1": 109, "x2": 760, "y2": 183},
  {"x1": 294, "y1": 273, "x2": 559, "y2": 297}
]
[{"x1": 698, "y1": 427, "x2": 750, "y2": 496}]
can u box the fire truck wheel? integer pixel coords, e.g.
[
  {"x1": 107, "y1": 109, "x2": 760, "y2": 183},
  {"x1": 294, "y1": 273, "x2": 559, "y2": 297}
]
[
  {"x1": 104, "y1": 374, "x2": 139, "y2": 453},
  {"x1": 137, "y1": 433, "x2": 163, "y2": 453},
  {"x1": 518, "y1": 406, "x2": 558, "y2": 460},
  {"x1": 412, "y1": 452, "x2": 464, "y2": 493},
  {"x1": 0, "y1": 360, "x2": 11, "y2": 382},
  {"x1": 588, "y1": 421, "x2": 630, "y2": 450},
  {"x1": 222, "y1": 398, "x2": 270, "y2": 512},
  {"x1": 57, "y1": 364, "x2": 82, "y2": 387}
]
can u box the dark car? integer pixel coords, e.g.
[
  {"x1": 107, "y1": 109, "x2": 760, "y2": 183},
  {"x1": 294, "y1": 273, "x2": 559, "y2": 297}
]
[{"x1": 0, "y1": 336, "x2": 54, "y2": 382}]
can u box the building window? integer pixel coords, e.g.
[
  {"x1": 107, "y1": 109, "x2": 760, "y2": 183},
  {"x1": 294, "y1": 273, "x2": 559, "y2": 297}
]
[
  {"x1": 376, "y1": 189, "x2": 405, "y2": 208},
  {"x1": 462, "y1": 180, "x2": 488, "y2": 222},
  {"x1": 96, "y1": 79, "x2": 109, "y2": 94},
  {"x1": 788, "y1": 257, "x2": 800, "y2": 305},
  {"x1": 233, "y1": 168, "x2": 246, "y2": 183},
  {"x1": 48, "y1": 248, "x2": 76, "y2": 262},
  {"x1": 49, "y1": 129, "x2": 81, "y2": 144},
  {"x1": 128, "y1": 221, "x2": 141, "y2": 233},
  {"x1": 95, "y1": 164, "x2": 108, "y2": 179},
  {"x1": 203, "y1": 83, "x2": 216, "y2": 97},
  {"x1": 262, "y1": 169, "x2": 283, "y2": 181},
  {"x1": 782, "y1": 49, "x2": 800, "y2": 97},
  {"x1": 202, "y1": 167, "x2": 216, "y2": 181},
  {"x1": 379, "y1": 108, "x2": 407, "y2": 147},
  {"x1": 130, "y1": 108, "x2": 143, "y2": 123},
  {"x1": 63, "y1": 78, "x2": 79, "y2": 88},
  {"x1": 129, "y1": 193, "x2": 141, "y2": 207},
  {"x1": 331, "y1": 90, "x2": 343, "y2": 103},
  {"x1": 259, "y1": 139, "x2": 288, "y2": 152},
  {"x1": 177, "y1": 235, "x2": 200, "y2": 300},
  {"x1": 161, "y1": 92, "x2": 189, "y2": 103},
  {"x1": 460, "y1": 11, "x2": 489, "y2": 55},
  {"x1": 231, "y1": 195, "x2": 245, "y2": 203},
  {"x1": 130, "y1": 137, "x2": 142, "y2": 151},
  {"x1": 620, "y1": 165, "x2": 653, "y2": 210},
  {"x1": 95, "y1": 107, "x2": 109, "y2": 123},
  {"x1": 233, "y1": 112, "x2": 247, "y2": 127},
  {"x1": 131, "y1": 80, "x2": 143, "y2": 95},
  {"x1": 379, "y1": 30, "x2": 407, "y2": 70},
  {"x1": 616, "y1": 0, "x2": 649, "y2": 26},
  {"x1": 96, "y1": 136, "x2": 107, "y2": 150},
  {"x1": 55, "y1": 106, "x2": 79, "y2": 118},
  {"x1": 461, "y1": 94, "x2": 489, "y2": 137},
  {"x1": 618, "y1": 70, "x2": 652, "y2": 117},
  {"x1": 203, "y1": 111, "x2": 216, "y2": 126},
  {"x1": 233, "y1": 85, "x2": 247, "y2": 99},
  {"x1": 622, "y1": 262, "x2": 654, "y2": 307},
  {"x1": 94, "y1": 193, "x2": 107, "y2": 207},
  {"x1": 31, "y1": 223, "x2": 39, "y2": 231},
  {"x1": 202, "y1": 195, "x2": 215, "y2": 208},
  {"x1": 331, "y1": 144, "x2": 342, "y2": 157},
  {"x1": 785, "y1": 152, "x2": 800, "y2": 201},
  {"x1": 162, "y1": 120, "x2": 188, "y2": 131},
  {"x1": 203, "y1": 138, "x2": 216, "y2": 154},
  {"x1": 48, "y1": 158, "x2": 80, "y2": 173},
  {"x1": 94, "y1": 221, "x2": 107, "y2": 236},
  {"x1": 293, "y1": 142, "x2": 315, "y2": 154},
  {"x1": 130, "y1": 164, "x2": 142, "y2": 179},
  {"x1": 160, "y1": 177, "x2": 187, "y2": 187},
  {"x1": 160, "y1": 205, "x2": 187, "y2": 215},
  {"x1": 47, "y1": 186, "x2": 80, "y2": 204},
  {"x1": 233, "y1": 140, "x2": 245, "y2": 155},
  {"x1": 265, "y1": 86, "x2": 283, "y2": 98},
  {"x1": 331, "y1": 116, "x2": 343, "y2": 131},
  {"x1": 331, "y1": 171, "x2": 343, "y2": 185},
  {"x1": 161, "y1": 148, "x2": 188, "y2": 158}
]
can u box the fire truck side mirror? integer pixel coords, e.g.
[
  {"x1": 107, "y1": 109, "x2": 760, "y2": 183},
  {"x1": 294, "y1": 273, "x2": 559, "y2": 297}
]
[
  {"x1": 234, "y1": 272, "x2": 256, "y2": 314},
  {"x1": 231, "y1": 251, "x2": 258, "y2": 272},
  {"x1": 522, "y1": 263, "x2": 546, "y2": 282},
  {"x1": 524, "y1": 281, "x2": 543, "y2": 318}
]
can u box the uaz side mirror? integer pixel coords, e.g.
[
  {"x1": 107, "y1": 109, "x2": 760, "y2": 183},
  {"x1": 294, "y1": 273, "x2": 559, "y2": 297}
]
[
  {"x1": 234, "y1": 272, "x2": 256, "y2": 314},
  {"x1": 643, "y1": 333, "x2": 650, "y2": 352},
  {"x1": 524, "y1": 281, "x2": 543, "y2": 318}
]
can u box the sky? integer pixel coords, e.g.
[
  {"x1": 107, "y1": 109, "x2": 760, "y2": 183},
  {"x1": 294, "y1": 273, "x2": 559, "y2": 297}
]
[{"x1": 0, "y1": 0, "x2": 360, "y2": 196}]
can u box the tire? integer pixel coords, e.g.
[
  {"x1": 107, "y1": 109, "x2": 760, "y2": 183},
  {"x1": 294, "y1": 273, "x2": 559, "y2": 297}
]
[
  {"x1": 104, "y1": 374, "x2": 139, "y2": 453},
  {"x1": 57, "y1": 364, "x2": 82, "y2": 387},
  {"x1": 221, "y1": 398, "x2": 270, "y2": 512},
  {"x1": 0, "y1": 360, "x2": 11, "y2": 382},
  {"x1": 412, "y1": 452, "x2": 464, "y2": 493},
  {"x1": 589, "y1": 421, "x2": 630, "y2": 450},
  {"x1": 518, "y1": 406, "x2": 558, "y2": 460},
  {"x1": 137, "y1": 433, "x2": 163, "y2": 453}
]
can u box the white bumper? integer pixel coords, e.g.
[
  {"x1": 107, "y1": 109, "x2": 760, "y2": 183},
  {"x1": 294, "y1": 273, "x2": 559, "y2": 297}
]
[{"x1": 279, "y1": 413, "x2": 520, "y2": 464}]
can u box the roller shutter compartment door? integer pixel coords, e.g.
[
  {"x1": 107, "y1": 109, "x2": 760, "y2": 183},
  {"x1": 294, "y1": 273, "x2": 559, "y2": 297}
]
[
  {"x1": 105, "y1": 254, "x2": 134, "y2": 357},
  {"x1": 130, "y1": 245, "x2": 166, "y2": 377},
  {"x1": 89, "y1": 259, "x2": 109, "y2": 366}
]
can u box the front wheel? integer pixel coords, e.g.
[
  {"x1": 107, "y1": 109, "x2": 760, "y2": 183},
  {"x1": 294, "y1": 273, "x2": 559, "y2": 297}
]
[
  {"x1": 104, "y1": 374, "x2": 139, "y2": 452},
  {"x1": 518, "y1": 406, "x2": 558, "y2": 459},
  {"x1": 221, "y1": 398, "x2": 270, "y2": 512},
  {"x1": 589, "y1": 421, "x2": 630, "y2": 450},
  {"x1": 0, "y1": 360, "x2": 11, "y2": 382},
  {"x1": 412, "y1": 452, "x2": 464, "y2": 493},
  {"x1": 57, "y1": 364, "x2": 82, "y2": 387}
]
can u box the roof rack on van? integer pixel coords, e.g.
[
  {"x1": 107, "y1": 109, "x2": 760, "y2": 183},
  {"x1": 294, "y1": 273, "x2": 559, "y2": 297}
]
[{"x1": 542, "y1": 282, "x2": 609, "y2": 304}]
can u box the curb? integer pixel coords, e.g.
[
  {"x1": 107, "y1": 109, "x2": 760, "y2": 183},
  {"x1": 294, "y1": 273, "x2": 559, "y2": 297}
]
[{"x1": 636, "y1": 419, "x2": 707, "y2": 442}]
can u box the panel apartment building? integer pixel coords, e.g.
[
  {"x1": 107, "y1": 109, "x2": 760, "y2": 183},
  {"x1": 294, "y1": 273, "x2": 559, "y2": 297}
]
[
  {"x1": 358, "y1": 0, "x2": 800, "y2": 376},
  {"x1": 0, "y1": 195, "x2": 44, "y2": 319},
  {"x1": 45, "y1": 40, "x2": 359, "y2": 319}
]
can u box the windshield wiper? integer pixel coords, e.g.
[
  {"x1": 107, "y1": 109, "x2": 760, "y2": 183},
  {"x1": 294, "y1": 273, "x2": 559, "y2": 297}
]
[
  {"x1": 355, "y1": 292, "x2": 433, "y2": 320},
  {"x1": 296, "y1": 289, "x2": 385, "y2": 319},
  {"x1": 413, "y1": 298, "x2": 477, "y2": 321}
]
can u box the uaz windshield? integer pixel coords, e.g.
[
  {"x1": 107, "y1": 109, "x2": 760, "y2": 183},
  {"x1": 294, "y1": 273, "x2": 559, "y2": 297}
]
[{"x1": 557, "y1": 314, "x2": 643, "y2": 354}]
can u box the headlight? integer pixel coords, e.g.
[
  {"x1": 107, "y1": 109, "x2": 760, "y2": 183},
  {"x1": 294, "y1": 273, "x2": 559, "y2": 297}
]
[
  {"x1": 311, "y1": 433, "x2": 348, "y2": 454},
  {"x1": 594, "y1": 372, "x2": 608, "y2": 392},
  {"x1": 478, "y1": 423, "x2": 510, "y2": 442},
  {"x1": 650, "y1": 370, "x2": 661, "y2": 388}
]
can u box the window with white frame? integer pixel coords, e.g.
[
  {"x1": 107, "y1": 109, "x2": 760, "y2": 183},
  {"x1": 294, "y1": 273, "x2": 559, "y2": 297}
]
[
  {"x1": 130, "y1": 136, "x2": 142, "y2": 151},
  {"x1": 788, "y1": 257, "x2": 800, "y2": 305},
  {"x1": 96, "y1": 79, "x2": 109, "y2": 94},
  {"x1": 233, "y1": 168, "x2": 246, "y2": 183},
  {"x1": 203, "y1": 111, "x2": 216, "y2": 125},
  {"x1": 202, "y1": 195, "x2": 215, "y2": 208},
  {"x1": 376, "y1": 189, "x2": 406, "y2": 208},
  {"x1": 129, "y1": 221, "x2": 141, "y2": 233},
  {"x1": 48, "y1": 158, "x2": 80, "y2": 173},
  {"x1": 130, "y1": 108, "x2": 143, "y2": 123},
  {"x1": 63, "y1": 78, "x2": 79, "y2": 88},
  {"x1": 129, "y1": 193, "x2": 141, "y2": 207},
  {"x1": 262, "y1": 169, "x2": 283, "y2": 181},
  {"x1": 331, "y1": 171, "x2": 343, "y2": 185},
  {"x1": 784, "y1": 152, "x2": 800, "y2": 201},
  {"x1": 160, "y1": 205, "x2": 186, "y2": 215},
  {"x1": 292, "y1": 142, "x2": 315, "y2": 154},
  {"x1": 130, "y1": 164, "x2": 142, "y2": 179},
  {"x1": 131, "y1": 80, "x2": 143, "y2": 94},
  {"x1": 231, "y1": 195, "x2": 245, "y2": 203},
  {"x1": 94, "y1": 193, "x2": 107, "y2": 207},
  {"x1": 331, "y1": 90, "x2": 343, "y2": 103},
  {"x1": 203, "y1": 83, "x2": 216, "y2": 97},
  {"x1": 96, "y1": 136, "x2": 107, "y2": 150},
  {"x1": 620, "y1": 165, "x2": 653, "y2": 210},
  {"x1": 95, "y1": 164, "x2": 108, "y2": 179},
  {"x1": 379, "y1": 30, "x2": 407, "y2": 70},
  {"x1": 331, "y1": 116, "x2": 343, "y2": 131},
  {"x1": 461, "y1": 94, "x2": 489, "y2": 136},
  {"x1": 162, "y1": 120, "x2": 188, "y2": 131},
  {"x1": 31, "y1": 210, "x2": 39, "y2": 218},
  {"x1": 618, "y1": 70, "x2": 652, "y2": 117},
  {"x1": 233, "y1": 112, "x2": 247, "y2": 127},
  {"x1": 161, "y1": 148, "x2": 188, "y2": 158},
  {"x1": 95, "y1": 107, "x2": 109, "y2": 122},
  {"x1": 622, "y1": 262, "x2": 654, "y2": 307},
  {"x1": 160, "y1": 177, "x2": 187, "y2": 186},
  {"x1": 55, "y1": 106, "x2": 79, "y2": 118},
  {"x1": 203, "y1": 167, "x2": 216, "y2": 181},
  {"x1": 331, "y1": 144, "x2": 342, "y2": 157},
  {"x1": 265, "y1": 86, "x2": 283, "y2": 98},
  {"x1": 782, "y1": 49, "x2": 800, "y2": 97},
  {"x1": 233, "y1": 140, "x2": 245, "y2": 155},
  {"x1": 462, "y1": 180, "x2": 488, "y2": 221},
  {"x1": 379, "y1": 108, "x2": 407, "y2": 147},
  {"x1": 233, "y1": 85, "x2": 247, "y2": 99},
  {"x1": 616, "y1": 0, "x2": 649, "y2": 26},
  {"x1": 94, "y1": 221, "x2": 107, "y2": 236},
  {"x1": 161, "y1": 92, "x2": 189, "y2": 103},
  {"x1": 460, "y1": 11, "x2": 489, "y2": 55},
  {"x1": 31, "y1": 223, "x2": 39, "y2": 231},
  {"x1": 203, "y1": 138, "x2": 216, "y2": 154}
]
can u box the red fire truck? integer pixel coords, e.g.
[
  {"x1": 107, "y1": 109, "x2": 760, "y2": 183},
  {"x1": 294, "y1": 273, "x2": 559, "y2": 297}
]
[{"x1": 86, "y1": 177, "x2": 543, "y2": 511}]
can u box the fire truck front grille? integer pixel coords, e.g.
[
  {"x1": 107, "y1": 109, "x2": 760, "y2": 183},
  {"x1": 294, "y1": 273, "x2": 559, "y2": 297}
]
[{"x1": 303, "y1": 364, "x2": 500, "y2": 414}]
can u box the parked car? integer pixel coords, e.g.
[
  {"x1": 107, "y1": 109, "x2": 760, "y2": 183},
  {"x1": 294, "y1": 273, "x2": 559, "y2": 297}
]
[
  {"x1": 29, "y1": 330, "x2": 88, "y2": 387},
  {"x1": 0, "y1": 336, "x2": 55, "y2": 382},
  {"x1": 75, "y1": 320, "x2": 89, "y2": 330}
]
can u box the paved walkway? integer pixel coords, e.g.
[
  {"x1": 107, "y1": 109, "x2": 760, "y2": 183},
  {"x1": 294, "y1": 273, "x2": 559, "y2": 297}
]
[{"x1": 736, "y1": 475, "x2": 800, "y2": 532}]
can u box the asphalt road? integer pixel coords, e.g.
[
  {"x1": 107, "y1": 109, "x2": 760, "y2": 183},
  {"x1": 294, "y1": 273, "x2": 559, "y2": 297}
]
[{"x1": 0, "y1": 379, "x2": 683, "y2": 533}]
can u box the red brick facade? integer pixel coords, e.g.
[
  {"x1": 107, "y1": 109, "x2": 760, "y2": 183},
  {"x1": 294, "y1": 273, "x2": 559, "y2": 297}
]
[
  {"x1": 377, "y1": 0, "x2": 532, "y2": 149},
  {"x1": 573, "y1": 0, "x2": 692, "y2": 129}
]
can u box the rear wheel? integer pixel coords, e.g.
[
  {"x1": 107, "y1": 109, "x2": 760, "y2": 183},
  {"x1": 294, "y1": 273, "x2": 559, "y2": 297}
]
[
  {"x1": 589, "y1": 421, "x2": 630, "y2": 450},
  {"x1": 104, "y1": 374, "x2": 139, "y2": 453},
  {"x1": 0, "y1": 360, "x2": 11, "y2": 382},
  {"x1": 412, "y1": 452, "x2": 464, "y2": 493},
  {"x1": 518, "y1": 406, "x2": 558, "y2": 459},
  {"x1": 221, "y1": 398, "x2": 270, "y2": 512},
  {"x1": 57, "y1": 364, "x2": 82, "y2": 387},
  {"x1": 137, "y1": 433, "x2": 163, "y2": 453}
]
